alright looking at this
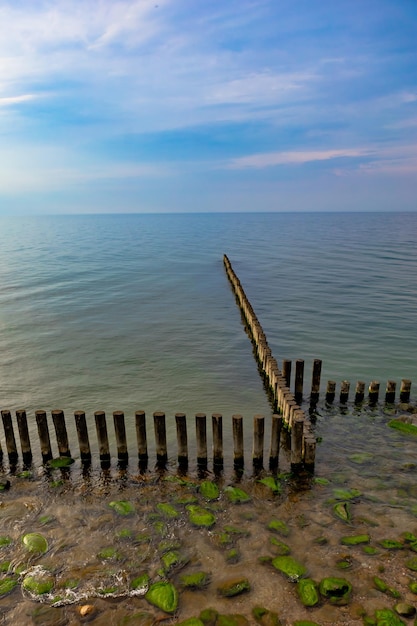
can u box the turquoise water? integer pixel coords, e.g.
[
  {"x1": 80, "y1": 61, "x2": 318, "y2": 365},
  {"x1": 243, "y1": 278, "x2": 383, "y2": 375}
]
[{"x1": 0, "y1": 212, "x2": 416, "y2": 456}]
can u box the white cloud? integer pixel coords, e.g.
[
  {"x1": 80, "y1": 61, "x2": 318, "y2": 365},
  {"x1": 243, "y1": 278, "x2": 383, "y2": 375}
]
[
  {"x1": 0, "y1": 94, "x2": 38, "y2": 106},
  {"x1": 228, "y1": 148, "x2": 372, "y2": 169}
]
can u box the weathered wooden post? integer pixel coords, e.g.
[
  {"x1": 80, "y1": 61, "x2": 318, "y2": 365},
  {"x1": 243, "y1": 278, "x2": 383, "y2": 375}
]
[
  {"x1": 212, "y1": 413, "x2": 223, "y2": 470},
  {"x1": 368, "y1": 381, "x2": 380, "y2": 404},
  {"x1": 269, "y1": 413, "x2": 282, "y2": 469},
  {"x1": 16, "y1": 409, "x2": 32, "y2": 465},
  {"x1": 385, "y1": 380, "x2": 396, "y2": 404},
  {"x1": 51, "y1": 410, "x2": 71, "y2": 457},
  {"x1": 195, "y1": 413, "x2": 207, "y2": 469},
  {"x1": 252, "y1": 414, "x2": 264, "y2": 469},
  {"x1": 303, "y1": 432, "x2": 316, "y2": 472},
  {"x1": 282, "y1": 359, "x2": 292, "y2": 388},
  {"x1": 294, "y1": 359, "x2": 304, "y2": 403},
  {"x1": 1, "y1": 410, "x2": 18, "y2": 465},
  {"x1": 94, "y1": 411, "x2": 110, "y2": 466},
  {"x1": 135, "y1": 410, "x2": 148, "y2": 466},
  {"x1": 355, "y1": 381, "x2": 365, "y2": 404},
  {"x1": 310, "y1": 359, "x2": 322, "y2": 405},
  {"x1": 175, "y1": 413, "x2": 188, "y2": 468},
  {"x1": 400, "y1": 379, "x2": 412, "y2": 403},
  {"x1": 74, "y1": 411, "x2": 91, "y2": 463},
  {"x1": 232, "y1": 414, "x2": 244, "y2": 470},
  {"x1": 153, "y1": 412, "x2": 167, "y2": 467},
  {"x1": 291, "y1": 415, "x2": 304, "y2": 471},
  {"x1": 340, "y1": 380, "x2": 350, "y2": 404},
  {"x1": 35, "y1": 410, "x2": 52, "y2": 463},
  {"x1": 113, "y1": 411, "x2": 128, "y2": 464},
  {"x1": 326, "y1": 381, "x2": 336, "y2": 403}
]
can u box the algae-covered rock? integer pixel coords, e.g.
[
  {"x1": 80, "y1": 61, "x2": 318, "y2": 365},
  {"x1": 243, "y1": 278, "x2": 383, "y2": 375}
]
[
  {"x1": 47, "y1": 457, "x2": 75, "y2": 469},
  {"x1": 363, "y1": 546, "x2": 379, "y2": 555},
  {"x1": 333, "y1": 488, "x2": 361, "y2": 500},
  {"x1": 97, "y1": 546, "x2": 122, "y2": 560},
  {"x1": 157, "y1": 502, "x2": 180, "y2": 519},
  {"x1": 109, "y1": 500, "x2": 135, "y2": 516},
  {"x1": 258, "y1": 477, "x2": 282, "y2": 494},
  {"x1": 269, "y1": 537, "x2": 291, "y2": 555},
  {"x1": 341, "y1": 534, "x2": 370, "y2": 546},
  {"x1": 388, "y1": 417, "x2": 417, "y2": 436},
  {"x1": 405, "y1": 556, "x2": 417, "y2": 571},
  {"x1": 267, "y1": 519, "x2": 289, "y2": 536},
  {"x1": 23, "y1": 572, "x2": 54, "y2": 595},
  {"x1": 375, "y1": 608, "x2": 406, "y2": 625},
  {"x1": 199, "y1": 608, "x2": 219, "y2": 625},
  {"x1": 408, "y1": 580, "x2": 417, "y2": 594},
  {"x1": 271, "y1": 556, "x2": 307, "y2": 580},
  {"x1": 186, "y1": 505, "x2": 216, "y2": 528},
  {"x1": 297, "y1": 578, "x2": 319, "y2": 606},
  {"x1": 333, "y1": 501, "x2": 351, "y2": 523},
  {"x1": 0, "y1": 577, "x2": 18, "y2": 597},
  {"x1": 180, "y1": 571, "x2": 210, "y2": 589},
  {"x1": 130, "y1": 573, "x2": 149, "y2": 592},
  {"x1": 224, "y1": 486, "x2": 251, "y2": 504},
  {"x1": 22, "y1": 532, "x2": 48, "y2": 554},
  {"x1": 145, "y1": 581, "x2": 179, "y2": 613},
  {"x1": 379, "y1": 539, "x2": 404, "y2": 549},
  {"x1": 252, "y1": 606, "x2": 282, "y2": 626},
  {"x1": 217, "y1": 577, "x2": 250, "y2": 597},
  {"x1": 161, "y1": 550, "x2": 188, "y2": 572},
  {"x1": 319, "y1": 577, "x2": 352, "y2": 605},
  {"x1": 199, "y1": 481, "x2": 220, "y2": 501},
  {"x1": 0, "y1": 537, "x2": 12, "y2": 547},
  {"x1": 394, "y1": 603, "x2": 416, "y2": 617}
]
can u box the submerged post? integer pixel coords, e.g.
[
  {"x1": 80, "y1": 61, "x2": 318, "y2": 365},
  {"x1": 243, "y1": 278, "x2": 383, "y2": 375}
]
[
  {"x1": 252, "y1": 414, "x2": 264, "y2": 469},
  {"x1": 16, "y1": 409, "x2": 32, "y2": 465},
  {"x1": 368, "y1": 381, "x2": 380, "y2": 405},
  {"x1": 153, "y1": 412, "x2": 167, "y2": 467},
  {"x1": 385, "y1": 380, "x2": 396, "y2": 404},
  {"x1": 113, "y1": 411, "x2": 128, "y2": 464},
  {"x1": 310, "y1": 359, "x2": 322, "y2": 405},
  {"x1": 135, "y1": 410, "x2": 148, "y2": 465},
  {"x1": 51, "y1": 409, "x2": 71, "y2": 457},
  {"x1": 35, "y1": 410, "x2": 53, "y2": 463},
  {"x1": 400, "y1": 379, "x2": 412, "y2": 403},
  {"x1": 355, "y1": 381, "x2": 365, "y2": 404},
  {"x1": 195, "y1": 413, "x2": 207, "y2": 469},
  {"x1": 212, "y1": 413, "x2": 223, "y2": 470},
  {"x1": 269, "y1": 413, "x2": 282, "y2": 469},
  {"x1": 340, "y1": 380, "x2": 350, "y2": 404},
  {"x1": 291, "y1": 415, "x2": 304, "y2": 470},
  {"x1": 94, "y1": 411, "x2": 110, "y2": 465},
  {"x1": 175, "y1": 413, "x2": 188, "y2": 468},
  {"x1": 74, "y1": 411, "x2": 91, "y2": 463},
  {"x1": 232, "y1": 414, "x2": 244, "y2": 469},
  {"x1": 326, "y1": 381, "x2": 336, "y2": 403},
  {"x1": 1, "y1": 410, "x2": 18, "y2": 465}
]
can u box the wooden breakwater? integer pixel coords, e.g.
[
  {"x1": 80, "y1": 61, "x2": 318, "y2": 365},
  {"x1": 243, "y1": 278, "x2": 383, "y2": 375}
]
[
  {"x1": 0, "y1": 409, "x2": 291, "y2": 473},
  {"x1": 223, "y1": 255, "x2": 316, "y2": 469}
]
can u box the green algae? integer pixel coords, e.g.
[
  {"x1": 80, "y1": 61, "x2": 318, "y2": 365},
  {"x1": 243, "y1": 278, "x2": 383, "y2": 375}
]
[
  {"x1": 267, "y1": 519, "x2": 289, "y2": 536},
  {"x1": 130, "y1": 573, "x2": 150, "y2": 592},
  {"x1": 333, "y1": 501, "x2": 351, "y2": 523},
  {"x1": 271, "y1": 556, "x2": 307, "y2": 580},
  {"x1": 157, "y1": 502, "x2": 180, "y2": 518},
  {"x1": 186, "y1": 505, "x2": 216, "y2": 528},
  {"x1": 333, "y1": 487, "x2": 362, "y2": 500},
  {"x1": 252, "y1": 606, "x2": 282, "y2": 625},
  {"x1": 269, "y1": 537, "x2": 291, "y2": 555},
  {"x1": 0, "y1": 537, "x2": 12, "y2": 547},
  {"x1": 341, "y1": 534, "x2": 370, "y2": 545},
  {"x1": 22, "y1": 532, "x2": 48, "y2": 555},
  {"x1": 0, "y1": 577, "x2": 17, "y2": 597},
  {"x1": 161, "y1": 549, "x2": 188, "y2": 572},
  {"x1": 375, "y1": 608, "x2": 407, "y2": 625},
  {"x1": 297, "y1": 578, "x2": 319, "y2": 606},
  {"x1": 179, "y1": 571, "x2": 210, "y2": 589},
  {"x1": 46, "y1": 457, "x2": 75, "y2": 469},
  {"x1": 224, "y1": 486, "x2": 251, "y2": 504},
  {"x1": 199, "y1": 481, "x2": 220, "y2": 501},
  {"x1": 379, "y1": 539, "x2": 404, "y2": 549},
  {"x1": 145, "y1": 581, "x2": 179, "y2": 613},
  {"x1": 258, "y1": 477, "x2": 282, "y2": 494},
  {"x1": 23, "y1": 573, "x2": 54, "y2": 595},
  {"x1": 217, "y1": 577, "x2": 250, "y2": 597},
  {"x1": 109, "y1": 500, "x2": 135, "y2": 515},
  {"x1": 97, "y1": 546, "x2": 122, "y2": 560},
  {"x1": 388, "y1": 419, "x2": 417, "y2": 436},
  {"x1": 319, "y1": 577, "x2": 352, "y2": 605}
]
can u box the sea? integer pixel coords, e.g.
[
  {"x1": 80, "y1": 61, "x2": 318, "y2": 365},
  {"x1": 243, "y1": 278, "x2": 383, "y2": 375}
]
[{"x1": 1, "y1": 212, "x2": 417, "y2": 625}]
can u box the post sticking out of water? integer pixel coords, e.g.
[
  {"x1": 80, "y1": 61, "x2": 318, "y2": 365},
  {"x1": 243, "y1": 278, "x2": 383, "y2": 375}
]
[
  {"x1": 16, "y1": 409, "x2": 32, "y2": 466},
  {"x1": 113, "y1": 411, "x2": 128, "y2": 464},
  {"x1": 153, "y1": 412, "x2": 167, "y2": 467},
  {"x1": 94, "y1": 411, "x2": 110, "y2": 466},
  {"x1": 368, "y1": 381, "x2": 380, "y2": 405},
  {"x1": 212, "y1": 413, "x2": 223, "y2": 470},
  {"x1": 1, "y1": 410, "x2": 18, "y2": 465},
  {"x1": 135, "y1": 410, "x2": 148, "y2": 464},
  {"x1": 385, "y1": 380, "x2": 396, "y2": 404},
  {"x1": 340, "y1": 380, "x2": 350, "y2": 404},
  {"x1": 291, "y1": 416, "x2": 304, "y2": 469},
  {"x1": 269, "y1": 413, "x2": 282, "y2": 469},
  {"x1": 74, "y1": 411, "x2": 91, "y2": 463},
  {"x1": 232, "y1": 414, "x2": 244, "y2": 469},
  {"x1": 35, "y1": 410, "x2": 52, "y2": 463},
  {"x1": 310, "y1": 359, "x2": 322, "y2": 404},
  {"x1": 175, "y1": 413, "x2": 188, "y2": 468},
  {"x1": 326, "y1": 381, "x2": 336, "y2": 403},
  {"x1": 294, "y1": 359, "x2": 304, "y2": 403},
  {"x1": 252, "y1": 414, "x2": 264, "y2": 469},
  {"x1": 400, "y1": 379, "x2": 412, "y2": 403},
  {"x1": 51, "y1": 409, "x2": 71, "y2": 458},
  {"x1": 195, "y1": 413, "x2": 207, "y2": 469},
  {"x1": 282, "y1": 359, "x2": 292, "y2": 388},
  {"x1": 355, "y1": 381, "x2": 365, "y2": 404}
]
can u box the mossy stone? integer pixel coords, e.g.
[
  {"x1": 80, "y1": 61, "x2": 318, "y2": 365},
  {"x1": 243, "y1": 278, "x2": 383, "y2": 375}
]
[
  {"x1": 409, "y1": 581, "x2": 417, "y2": 594},
  {"x1": 23, "y1": 573, "x2": 54, "y2": 595},
  {"x1": 217, "y1": 577, "x2": 250, "y2": 597},
  {"x1": 199, "y1": 481, "x2": 220, "y2": 501},
  {"x1": 333, "y1": 502, "x2": 351, "y2": 523},
  {"x1": 319, "y1": 577, "x2": 352, "y2": 605},
  {"x1": 269, "y1": 537, "x2": 291, "y2": 555},
  {"x1": 272, "y1": 556, "x2": 307, "y2": 580},
  {"x1": 375, "y1": 608, "x2": 407, "y2": 625},
  {"x1": 341, "y1": 534, "x2": 370, "y2": 546},
  {"x1": 406, "y1": 557, "x2": 417, "y2": 571},
  {"x1": 297, "y1": 578, "x2": 319, "y2": 606},
  {"x1": 22, "y1": 532, "x2": 48, "y2": 554},
  {"x1": 267, "y1": 519, "x2": 289, "y2": 536},
  {"x1": 130, "y1": 573, "x2": 149, "y2": 591},
  {"x1": 226, "y1": 548, "x2": 240, "y2": 563},
  {"x1": 314, "y1": 477, "x2": 330, "y2": 486},
  {"x1": 109, "y1": 500, "x2": 135, "y2": 516},
  {"x1": 145, "y1": 581, "x2": 179, "y2": 613},
  {"x1": 47, "y1": 457, "x2": 75, "y2": 469},
  {"x1": 363, "y1": 546, "x2": 379, "y2": 555},
  {"x1": 0, "y1": 537, "x2": 12, "y2": 547},
  {"x1": 161, "y1": 550, "x2": 188, "y2": 572},
  {"x1": 97, "y1": 546, "x2": 121, "y2": 560},
  {"x1": 157, "y1": 502, "x2": 180, "y2": 518},
  {"x1": 252, "y1": 606, "x2": 282, "y2": 625},
  {"x1": 199, "y1": 608, "x2": 219, "y2": 625},
  {"x1": 186, "y1": 505, "x2": 216, "y2": 528},
  {"x1": 394, "y1": 603, "x2": 416, "y2": 617},
  {"x1": 179, "y1": 571, "x2": 210, "y2": 589},
  {"x1": 0, "y1": 577, "x2": 18, "y2": 597},
  {"x1": 379, "y1": 539, "x2": 404, "y2": 549},
  {"x1": 224, "y1": 486, "x2": 251, "y2": 504},
  {"x1": 388, "y1": 418, "x2": 417, "y2": 435},
  {"x1": 258, "y1": 477, "x2": 282, "y2": 494},
  {"x1": 333, "y1": 488, "x2": 361, "y2": 500}
]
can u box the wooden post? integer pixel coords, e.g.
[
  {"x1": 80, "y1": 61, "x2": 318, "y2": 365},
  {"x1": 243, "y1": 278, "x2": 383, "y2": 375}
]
[
  {"x1": 16, "y1": 409, "x2": 32, "y2": 465},
  {"x1": 303, "y1": 434, "x2": 316, "y2": 471},
  {"x1": 212, "y1": 413, "x2": 223, "y2": 469},
  {"x1": 269, "y1": 413, "x2": 282, "y2": 469},
  {"x1": 51, "y1": 409, "x2": 71, "y2": 457},
  {"x1": 94, "y1": 411, "x2": 110, "y2": 465},
  {"x1": 74, "y1": 411, "x2": 91, "y2": 463},
  {"x1": 195, "y1": 413, "x2": 207, "y2": 468},
  {"x1": 1, "y1": 410, "x2": 18, "y2": 465},
  {"x1": 252, "y1": 414, "x2": 264, "y2": 469},
  {"x1": 294, "y1": 359, "x2": 304, "y2": 403},
  {"x1": 232, "y1": 414, "x2": 244, "y2": 469},
  {"x1": 282, "y1": 359, "x2": 292, "y2": 388},
  {"x1": 355, "y1": 381, "x2": 365, "y2": 404},
  {"x1": 35, "y1": 410, "x2": 53, "y2": 463},
  {"x1": 135, "y1": 410, "x2": 148, "y2": 464},
  {"x1": 326, "y1": 381, "x2": 336, "y2": 403},
  {"x1": 340, "y1": 380, "x2": 350, "y2": 404},
  {"x1": 368, "y1": 381, "x2": 380, "y2": 404},
  {"x1": 400, "y1": 379, "x2": 412, "y2": 403},
  {"x1": 113, "y1": 411, "x2": 128, "y2": 464},
  {"x1": 175, "y1": 413, "x2": 188, "y2": 468},
  {"x1": 310, "y1": 359, "x2": 322, "y2": 404},
  {"x1": 153, "y1": 412, "x2": 167, "y2": 467},
  {"x1": 291, "y1": 415, "x2": 304, "y2": 470},
  {"x1": 385, "y1": 380, "x2": 396, "y2": 404}
]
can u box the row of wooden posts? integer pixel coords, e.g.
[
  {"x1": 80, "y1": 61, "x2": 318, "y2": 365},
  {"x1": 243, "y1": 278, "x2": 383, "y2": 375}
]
[
  {"x1": 0, "y1": 409, "x2": 301, "y2": 472},
  {"x1": 223, "y1": 255, "x2": 316, "y2": 468}
]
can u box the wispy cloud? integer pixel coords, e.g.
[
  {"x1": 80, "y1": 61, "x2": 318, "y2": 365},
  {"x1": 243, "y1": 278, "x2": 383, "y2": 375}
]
[
  {"x1": 0, "y1": 94, "x2": 38, "y2": 106},
  {"x1": 228, "y1": 148, "x2": 373, "y2": 169}
]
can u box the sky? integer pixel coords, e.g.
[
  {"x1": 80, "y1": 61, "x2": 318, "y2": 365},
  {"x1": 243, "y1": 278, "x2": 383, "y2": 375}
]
[{"x1": 0, "y1": 0, "x2": 416, "y2": 214}]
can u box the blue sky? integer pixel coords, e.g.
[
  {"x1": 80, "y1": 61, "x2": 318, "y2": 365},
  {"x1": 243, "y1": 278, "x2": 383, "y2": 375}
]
[{"x1": 0, "y1": 0, "x2": 416, "y2": 213}]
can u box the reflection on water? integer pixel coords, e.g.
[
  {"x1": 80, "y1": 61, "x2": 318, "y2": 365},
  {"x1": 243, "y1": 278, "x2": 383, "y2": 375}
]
[{"x1": 1, "y1": 399, "x2": 417, "y2": 625}]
